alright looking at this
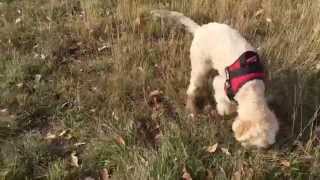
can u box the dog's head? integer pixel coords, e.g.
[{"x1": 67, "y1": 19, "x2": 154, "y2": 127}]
[{"x1": 232, "y1": 109, "x2": 279, "y2": 148}]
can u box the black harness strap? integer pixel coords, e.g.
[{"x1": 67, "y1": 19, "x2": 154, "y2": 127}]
[
  {"x1": 239, "y1": 51, "x2": 259, "y2": 66},
  {"x1": 228, "y1": 64, "x2": 264, "y2": 79},
  {"x1": 225, "y1": 78, "x2": 234, "y2": 102}
]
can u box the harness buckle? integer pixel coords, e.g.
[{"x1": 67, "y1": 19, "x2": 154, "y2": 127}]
[{"x1": 225, "y1": 67, "x2": 230, "y2": 81}]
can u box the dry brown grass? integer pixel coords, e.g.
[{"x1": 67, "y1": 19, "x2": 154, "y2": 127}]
[{"x1": 0, "y1": 0, "x2": 320, "y2": 179}]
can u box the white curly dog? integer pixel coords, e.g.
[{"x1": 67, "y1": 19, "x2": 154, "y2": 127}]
[{"x1": 152, "y1": 10, "x2": 279, "y2": 148}]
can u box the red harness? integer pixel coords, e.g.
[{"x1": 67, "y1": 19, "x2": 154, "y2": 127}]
[{"x1": 225, "y1": 51, "x2": 265, "y2": 102}]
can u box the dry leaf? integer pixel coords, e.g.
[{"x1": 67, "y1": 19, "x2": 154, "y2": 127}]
[
  {"x1": 74, "y1": 142, "x2": 86, "y2": 147},
  {"x1": 206, "y1": 169, "x2": 215, "y2": 180},
  {"x1": 254, "y1": 9, "x2": 264, "y2": 17},
  {"x1": 207, "y1": 143, "x2": 218, "y2": 153},
  {"x1": 57, "y1": 129, "x2": 72, "y2": 139},
  {"x1": 16, "y1": 83, "x2": 23, "y2": 88},
  {"x1": 221, "y1": 148, "x2": 231, "y2": 156},
  {"x1": 84, "y1": 177, "x2": 95, "y2": 180},
  {"x1": 98, "y1": 45, "x2": 108, "y2": 52},
  {"x1": 134, "y1": 16, "x2": 141, "y2": 26},
  {"x1": 100, "y1": 168, "x2": 110, "y2": 180},
  {"x1": 0, "y1": 108, "x2": 8, "y2": 115},
  {"x1": 70, "y1": 151, "x2": 79, "y2": 167},
  {"x1": 280, "y1": 160, "x2": 290, "y2": 167},
  {"x1": 58, "y1": 129, "x2": 69, "y2": 136},
  {"x1": 34, "y1": 74, "x2": 42, "y2": 83},
  {"x1": 91, "y1": 87, "x2": 98, "y2": 91},
  {"x1": 182, "y1": 167, "x2": 192, "y2": 180},
  {"x1": 15, "y1": 17, "x2": 22, "y2": 24},
  {"x1": 148, "y1": 90, "x2": 163, "y2": 110},
  {"x1": 232, "y1": 171, "x2": 241, "y2": 180},
  {"x1": 115, "y1": 136, "x2": 125, "y2": 146},
  {"x1": 44, "y1": 132, "x2": 57, "y2": 140},
  {"x1": 40, "y1": 54, "x2": 46, "y2": 60},
  {"x1": 112, "y1": 112, "x2": 119, "y2": 120},
  {"x1": 133, "y1": 14, "x2": 146, "y2": 32},
  {"x1": 45, "y1": 16, "x2": 52, "y2": 21},
  {"x1": 266, "y1": 18, "x2": 272, "y2": 23}
]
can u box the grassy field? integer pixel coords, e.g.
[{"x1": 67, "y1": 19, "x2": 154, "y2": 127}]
[{"x1": 0, "y1": 0, "x2": 320, "y2": 179}]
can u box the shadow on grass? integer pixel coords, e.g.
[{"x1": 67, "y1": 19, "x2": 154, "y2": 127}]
[{"x1": 268, "y1": 68, "x2": 320, "y2": 149}]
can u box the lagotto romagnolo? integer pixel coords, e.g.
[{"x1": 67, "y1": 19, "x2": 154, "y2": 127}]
[{"x1": 151, "y1": 10, "x2": 279, "y2": 148}]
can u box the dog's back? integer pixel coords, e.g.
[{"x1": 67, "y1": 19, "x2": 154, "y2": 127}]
[
  {"x1": 151, "y1": 10, "x2": 256, "y2": 73},
  {"x1": 191, "y1": 22, "x2": 256, "y2": 73}
]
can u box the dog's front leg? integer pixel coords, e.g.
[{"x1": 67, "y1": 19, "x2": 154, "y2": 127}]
[
  {"x1": 212, "y1": 76, "x2": 236, "y2": 115},
  {"x1": 186, "y1": 52, "x2": 211, "y2": 115}
]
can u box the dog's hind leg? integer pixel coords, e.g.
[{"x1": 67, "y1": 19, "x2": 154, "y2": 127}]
[{"x1": 212, "y1": 76, "x2": 236, "y2": 115}]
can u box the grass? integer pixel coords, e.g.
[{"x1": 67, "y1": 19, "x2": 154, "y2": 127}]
[{"x1": 0, "y1": 0, "x2": 320, "y2": 179}]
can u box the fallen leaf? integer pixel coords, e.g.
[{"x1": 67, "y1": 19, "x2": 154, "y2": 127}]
[
  {"x1": 16, "y1": 83, "x2": 23, "y2": 88},
  {"x1": 40, "y1": 54, "x2": 46, "y2": 59},
  {"x1": 0, "y1": 108, "x2": 8, "y2": 115},
  {"x1": 133, "y1": 13, "x2": 146, "y2": 32},
  {"x1": 112, "y1": 112, "x2": 119, "y2": 120},
  {"x1": 91, "y1": 87, "x2": 98, "y2": 91},
  {"x1": 207, "y1": 143, "x2": 218, "y2": 153},
  {"x1": 84, "y1": 177, "x2": 95, "y2": 180},
  {"x1": 280, "y1": 160, "x2": 290, "y2": 167},
  {"x1": 266, "y1": 18, "x2": 272, "y2": 23},
  {"x1": 206, "y1": 169, "x2": 215, "y2": 180},
  {"x1": 221, "y1": 148, "x2": 231, "y2": 156},
  {"x1": 58, "y1": 129, "x2": 72, "y2": 139},
  {"x1": 148, "y1": 90, "x2": 163, "y2": 110},
  {"x1": 34, "y1": 74, "x2": 42, "y2": 83},
  {"x1": 45, "y1": 16, "x2": 52, "y2": 21},
  {"x1": 70, "y1": 151, "x2": 79, "y2": 167},
  {"x1": 58, "y1": 129, "x2": 69, "y2": 137},
  {"x1": 115, "y1": 136, "x2": 125, "y2": 146},
  {"x1": 15, "y1": 17, "x2": 21, "y2": 24},
  {"x1": 182, "y1": 166, "x2": 192, "y2": 180},
  {"x1": 44, "y1": 132, "x2": 56, "y2": 140},
  {"x1": 98, "y1": 45, "x2": 107, "y2": 52},
  {"x1": 254, "y1": 9, "x2": 264, "y2": 17},
  {"x1": 74, "y1": 142, "x2": 86, "y2": 147},
  {"x1": 232, "y1": 171, "x2": 241, "y2": 180},
  {"x1": 98, "y1": 43, "x2": 111, "y2": 52},
  {"x1": 134, "y1": 16, "x2": 141, "y2": 26},
  {"x1": 100, "y1": 168, "x2": 110, "y2": 180},
  {"x1": 138, "y1": 66, "x2": 144, "y2": 72}
]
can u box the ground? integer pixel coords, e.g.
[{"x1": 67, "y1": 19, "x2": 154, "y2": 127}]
[{"x1": 0, "y1": 0, "x2": 320, "y2": 179}]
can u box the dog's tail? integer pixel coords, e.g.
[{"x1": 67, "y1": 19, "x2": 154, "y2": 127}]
[{"x1": 151, "y1": 10, "x2": 200, "y2": 35}]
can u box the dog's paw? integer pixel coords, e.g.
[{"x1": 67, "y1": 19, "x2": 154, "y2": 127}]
[
  {"x1": 232, "y1": 119, "x2": 277, "y2": 148},
  {"x1": 216, "y1": 101, "x2": 236, "y2": 116}
]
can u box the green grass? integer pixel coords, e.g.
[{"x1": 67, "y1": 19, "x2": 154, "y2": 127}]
[{"x1": 0, "y1": 0, "x2": 320, "y2": 179}]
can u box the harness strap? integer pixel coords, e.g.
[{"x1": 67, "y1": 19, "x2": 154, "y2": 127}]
[
  {"x1": 224, "y1": 51, "x2": 265, "y2": 102},
  {"x1": 228, "y1": 64, "x2": 264, "y2": 78},
  {"x1": 239, "y1": 51, "x2": 258, "y2": 66}
]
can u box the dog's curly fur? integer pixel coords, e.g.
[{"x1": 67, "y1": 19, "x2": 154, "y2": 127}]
[{"x1": 151, "y1": 10, "x2": 279, "y2": 148}]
